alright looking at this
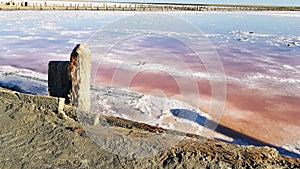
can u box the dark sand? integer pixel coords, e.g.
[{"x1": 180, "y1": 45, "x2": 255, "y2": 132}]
[{"x1": 0, "y1": 87, "x2": 299, "y2": 168}]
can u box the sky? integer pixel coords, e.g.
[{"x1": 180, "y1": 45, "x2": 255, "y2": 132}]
[{"x1": 104, "y1": 0, "x2": 300, "y2": 6}]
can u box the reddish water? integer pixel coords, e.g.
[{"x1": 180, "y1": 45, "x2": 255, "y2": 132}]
[
  {"x1": 93, "y1": 55, "x2": 300, "y2": 147},
  {"x1": 0, "y1": 11, "x2": 299, "y2": 151}
]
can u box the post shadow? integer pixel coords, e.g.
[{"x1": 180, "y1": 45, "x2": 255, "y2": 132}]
[{"x1": 170, "y1": 108, "x2": 300, "y2": 158}]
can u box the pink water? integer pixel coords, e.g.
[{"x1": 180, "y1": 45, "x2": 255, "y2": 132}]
[{"x1": 0, "y1": 11, "x2": 299, "y2": 154}]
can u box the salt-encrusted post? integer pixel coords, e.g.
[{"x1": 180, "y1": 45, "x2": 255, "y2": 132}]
[{"x1": 70, "y1": 44, "x2": 92, "y2": 111}]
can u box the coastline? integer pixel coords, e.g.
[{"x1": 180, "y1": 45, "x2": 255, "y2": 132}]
[
  {"x1": 0, "y1": 1, "x2": 300, "y2": 11},
  {"x1": 0, "y1": 7, "x2": 299, "y2": 168}
]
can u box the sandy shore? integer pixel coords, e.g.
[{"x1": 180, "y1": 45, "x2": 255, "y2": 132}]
[{"x1": 0, "y1": 86, "x2": 299, "y2": 168}]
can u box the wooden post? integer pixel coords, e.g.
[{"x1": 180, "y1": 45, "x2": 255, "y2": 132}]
[
  {"x1": 48, "y1": 44, "x2": 92, "y2": 111},
  {"x1": 70, "y1": 44, "x2": 92, "y2": 111},
  {"x1": 48, "y1": 61, "x2": 71, "y2": 103}
]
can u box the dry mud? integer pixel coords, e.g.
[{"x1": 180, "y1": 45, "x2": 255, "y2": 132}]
[{"x1": 0, "y1": 87, "x2": 299, "y2": 168}]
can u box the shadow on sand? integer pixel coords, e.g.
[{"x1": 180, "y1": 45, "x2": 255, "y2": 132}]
[{"x1": 170, "y1": 108, "x2": 300, "y2": 158}]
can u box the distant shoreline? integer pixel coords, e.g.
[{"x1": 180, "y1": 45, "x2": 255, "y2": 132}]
[{"x1": 0, "y1": 1, "x2": 300, "y2": 11}]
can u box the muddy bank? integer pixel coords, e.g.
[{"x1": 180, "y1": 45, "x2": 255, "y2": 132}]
[{"x1": 0, "y1": 87, "x2": 299, "y2": 168}]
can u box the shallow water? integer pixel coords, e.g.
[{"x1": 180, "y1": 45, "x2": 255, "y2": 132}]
[{"x1": 0, "y1": 11, "x2": 299, "y2": 156}]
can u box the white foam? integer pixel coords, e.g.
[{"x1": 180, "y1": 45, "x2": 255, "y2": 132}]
[
  {"x1": 0, "y1": 65, "x2": 47, "y2": 81},
  {"x1": 241, "y1": 72, "x2": 300, "y2": 96},
  {"x1": 60, "y1": 30, "x2": 92, "y2": 36},
  {"x1": 192, "y1": 72, "x2": 211, "y2": 80},
  {"x1": 281, "y1": 64, "x2": 298, "y2": 72},
  {"x1": 20, "y1": 36, "x2": 41, "y2": 40},
  {"x1": 249, "y1": 73, "x2": 300, "y2": 84},
  {"x1": 91, "y1": 86, "x2": 211, "y2": 136}
]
